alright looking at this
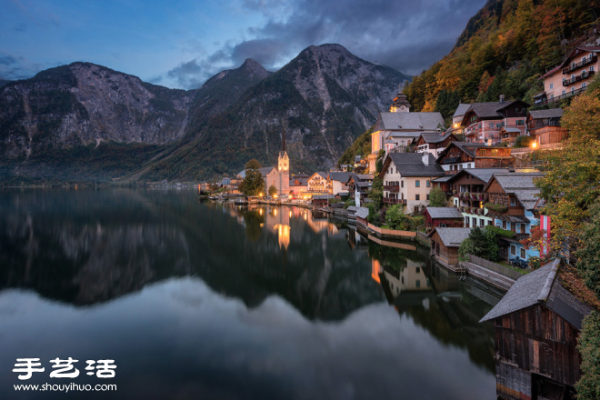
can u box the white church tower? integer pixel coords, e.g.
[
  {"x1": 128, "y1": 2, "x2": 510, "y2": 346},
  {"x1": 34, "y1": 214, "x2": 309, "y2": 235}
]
[{"x1": 278, "y1": 124, "x2": 290, "y2": 196}]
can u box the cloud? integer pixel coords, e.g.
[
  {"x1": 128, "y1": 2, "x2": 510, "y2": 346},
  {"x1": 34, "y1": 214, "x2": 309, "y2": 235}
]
[
  {"x1": 164, "y1": 0, "x2": 486, "y2": 89},
  {"x1": 167, "y1": 58, "x2": 205, "y2": 89},
  {"x1": 0, "y1": 52, "x2": 44, "y2": 81}
]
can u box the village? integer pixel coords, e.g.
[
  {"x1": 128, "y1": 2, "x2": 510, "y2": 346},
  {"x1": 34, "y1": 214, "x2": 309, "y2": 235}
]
[{"x1": 197, "y1": 44, "x2": 600, "y2": 400}]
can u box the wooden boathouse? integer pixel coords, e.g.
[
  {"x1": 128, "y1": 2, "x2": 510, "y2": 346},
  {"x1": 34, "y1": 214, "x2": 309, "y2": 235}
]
[{"x1": 480, "y1": 259, "x2": 593, "y2": 400}]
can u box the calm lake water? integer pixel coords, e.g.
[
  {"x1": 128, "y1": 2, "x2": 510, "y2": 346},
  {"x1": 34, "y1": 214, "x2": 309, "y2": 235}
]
[{"x1": 0, "y1": 189, "x2": 503, "y2": 399}]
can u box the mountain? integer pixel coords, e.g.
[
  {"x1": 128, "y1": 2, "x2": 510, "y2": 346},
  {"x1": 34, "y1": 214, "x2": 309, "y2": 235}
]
[
  {"x1": 0, "y1": 44, "x2": 409, "y2": 183},
  {"x1": 0, "y1": 80, "x2": 9, "y2": 88},
  {"x1": 404, "y1": 0, "x2": 600, "y2": 116},
  {"x1": 140, "y1": 44, "x2": 410, "y2": 180}
]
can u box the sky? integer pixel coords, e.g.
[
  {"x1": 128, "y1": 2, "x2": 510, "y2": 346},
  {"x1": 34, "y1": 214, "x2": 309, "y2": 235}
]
[{"x1": 0, "y1": 0, "x2": 487, "y2": 90}]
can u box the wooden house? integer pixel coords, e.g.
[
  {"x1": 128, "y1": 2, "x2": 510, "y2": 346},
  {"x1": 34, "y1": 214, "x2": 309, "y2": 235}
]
[
  {"x1": 436, "y1": 142, "x2": 515, "y2": 175},
  {"x1": 480, "y1": 259, "x2": 593, "y2": 400},
  {"x1": 423, "y1": 207, "x2": 464, "y2": 231},
  {"x1": 428, "y1": 228, "x2": 471, "y2": 270},
  {"x1": 527, "y1": 109, "x2": 569, "y2": 150},
  {"x1": 461, "y1": 98, "x2": 529, "y2": 143},
  {"x1": 311, "y1": 194, "x2": 336, "y2": 209},
  {"x1": 355, "y1": 207, "x2": 369, "y2": 228},
  {"x1": 414, "y1": 131, "x2": 457, "y2": 158}
]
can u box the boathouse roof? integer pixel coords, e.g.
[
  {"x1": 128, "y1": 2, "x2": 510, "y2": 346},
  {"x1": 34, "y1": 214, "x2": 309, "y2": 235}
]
[
  {"x1": 480, "y1": 259, "x2": 593, "y2": 330},
  {"x1": 430, "y1": 227, "x2": 471, "y2": 247},
  {"x1": 355, "y1": 207, "x2": 369, "y2": 219},
  {"x1": 425, "y1": 207, "x2": 463, "y2": 219},
  {"x1": 528, "y1": 108, "x2": 563, "y2": 120}
]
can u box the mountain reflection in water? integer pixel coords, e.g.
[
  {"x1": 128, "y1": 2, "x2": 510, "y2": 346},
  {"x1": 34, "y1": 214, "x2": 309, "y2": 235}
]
[{"x1": 0, "y1": 189, "x2": 501, "y2": 400}]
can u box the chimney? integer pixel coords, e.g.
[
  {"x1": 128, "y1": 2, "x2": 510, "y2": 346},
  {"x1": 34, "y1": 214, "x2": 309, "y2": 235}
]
[
  {"x1": 499, "y1": 94, "x2": 505, "y2": 104},
  {"x1": 422, "y1": 153, "x2": 429, "y2": 166}
]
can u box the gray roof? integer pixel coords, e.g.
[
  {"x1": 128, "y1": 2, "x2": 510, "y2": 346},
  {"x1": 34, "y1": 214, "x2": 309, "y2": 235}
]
[
  {"x1": 528, "y1": 108, "x2": 563, "y2": 119},
  {"x1": 374, "y1": 112, "x2": 445, "y2": 131},
  {"x1": 480, "y1": 259, "x2": 593, "y2": 330},
  {"x1": 418, "y1": 131, "x2": 453, "y2": 144},
  {"x1": 432, "y1": 175, "x2": 454, "y2": 182},
  {"x1": 502, "y1": 127, "x2": 521, "y2": 133},
  {"x1": 425, "y1": 207, "x2": 464, "y2": 219},
  {"x1": 387, "y1": 153, "x2": 445, "y2": 177},
  {"x1": 432, "y1": 228, "x2": 472, "y2": 247},
  {"x1": 259, "y1": 166, "x2": 275, "y2": 176},
  {"x1": 313, "y1": 194, "x2": 336, "y2": 200},
  {"x1": 355, "y1": 207, "x2": 369, "y2": 219},
  {"x1": 329, "y1": 172, "x2": 350, "y2": 183},
  {"x1": 487, "y1": 172, "x2": 544, "y2": 210},
  {"x1": 464, "y1": 100, "x2": 529, "y2": 119},
  {"x1": 347, "y1": 206, "x2": 359, "y2": 213},
  {"x1": 290, "y1": 177, "x2": 309, "y2": 186},
  {"x1": 356, "y1": 181, "x2": 372, "y2": 188},
  {"x1": 388, "y1": 131, "x2": 426, "y2": 139},
  {"x1": 452, "y1": 103, "x2": 471, "y2": 118}
]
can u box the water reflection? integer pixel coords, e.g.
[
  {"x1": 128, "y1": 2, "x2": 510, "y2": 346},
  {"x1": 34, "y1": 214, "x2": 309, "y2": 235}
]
[{"x1": 0, "y1": 190, "x2": 502, "y2": 400}]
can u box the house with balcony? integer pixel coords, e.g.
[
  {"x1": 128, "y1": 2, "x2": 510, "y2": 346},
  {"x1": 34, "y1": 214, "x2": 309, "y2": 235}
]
[
  {"x1": 460, "y1": 97, "x2": 529, "y2": 143},
  {"x1": 414, "y1": 131, "x2": 458, "y2": 158},
  {"x1": 482, "y1": 172, "x2": 544, "y2": 261},
  {"x1": 535, "y1": 46, "x2": 599, "y2": 106},
  {"x1": 526, "y1": 109, "x2": 569, "y2": 150},
  {"x1": 368, "y1": 86, "x2": 445, "y2": 173},
  {"x1": 380, "y1": 153, "x2": 445, "y2": 213},
  {"x1": 289, "y1": 175, "x2": 309, "y2": 197},
  {"x1": 435, "y1": 142, "x2": 515, "y2": 175},
  {"x1": 434, "y1": 168, "x2": 539, "y2": 231},
  {"x1": 348, "y1": 173, "x2": 373, "y2": 207},
  {"x1": 307, "y1": 172, "x2": 329, "y2": 193}
]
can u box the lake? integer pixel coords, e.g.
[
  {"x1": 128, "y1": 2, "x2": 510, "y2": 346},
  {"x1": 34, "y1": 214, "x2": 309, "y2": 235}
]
[{"x1": 0, "y1": 189, "x2": 503, "y2": 399}]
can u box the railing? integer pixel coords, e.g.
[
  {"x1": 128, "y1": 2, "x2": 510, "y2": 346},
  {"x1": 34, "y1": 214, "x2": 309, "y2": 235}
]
[
  {"x1": 562, "y1": 70, "x2": 595, "y2": 86},
  {"x1": 383, "y1": 185, "x2": 400, "y2": 192},
  {"x1": 563, "y1": 55, "x2": 598, "y2": 74},
  {"x1": 466, "y1": 254, "x2": 523, "y2": 280},
  {"x1": 537, "y1": 86, "x2": 588, "y2": 105},
  {"x1": 384, "y1": 198, "x2": 406, "y2": 205}
]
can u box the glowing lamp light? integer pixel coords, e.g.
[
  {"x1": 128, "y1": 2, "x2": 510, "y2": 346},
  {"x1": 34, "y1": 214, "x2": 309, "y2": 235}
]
[{"x1": 531, "y1": 142, "x2": 537, "y2": 149}]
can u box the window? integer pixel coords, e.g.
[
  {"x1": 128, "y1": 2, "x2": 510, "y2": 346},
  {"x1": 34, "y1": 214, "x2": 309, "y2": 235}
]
[
  {"x1": 416, "y1": 267, "x2": 420, "y2": 273},
  {"x1": 510, "y1": 198, "x2": 516, "y2": 207},
  {"x1": 415, "y1": 180, "x2": 420, "y2": 187},
  {"x1": 521, "y1": 248, "x2": 526, "y2": 258},
  {"x1": 516, "y1": 120, "x2": 524, "y2": 125},
  {"x1": 572, "y1": 86, "x2": 575, "y2": 93},
  {"x1": 416, "y1": 194, "x2": 420, "y2": 200},
  {"x1": 591, "y1": 65, "x2": 595, "y2": 72},
  {"x1": 479, "y1": 219, "x2": 484, "y2": 228},
  {"x1": 502, "y1": 221, "x2": 507, "y2": 229},
  {"x1": 549, "y1": 83, "x2": 554, "y2": 89},
  {"x1": 472, "y1": 217, "x2": 477, "y2": 227},
  {"x1": 511, "y1": 245, "x2": 516, "y2": 255},
  {"x1": 583, "y1": 82, "x2": 587, "y2": 88},
  {"x1": 562, "y1": 90, "x2": 566, "y2": 95},
  {"x1": 401, "y1": 181, "x2": 404, "y2": 188},
  {"x1": 426, "y1": 194, "x2": 430, "y2": 200},
  {"x1": 465, "y1": 216, "x2": 469, "y2": 226},
  {"x1": 426, "y1": 180, "x2": 430, "y2": 187},
  {"x1": 416, "y1": 280, "x2": 421, "y2": 288},
  {"x1": 487, "y1": 220, "x2": 492, "y2": 226}
]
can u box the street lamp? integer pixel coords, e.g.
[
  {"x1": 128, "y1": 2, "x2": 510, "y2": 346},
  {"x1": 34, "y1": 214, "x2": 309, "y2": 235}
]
[{"x1": 531, "y1": 141, "x2": 537, "y2": 163}]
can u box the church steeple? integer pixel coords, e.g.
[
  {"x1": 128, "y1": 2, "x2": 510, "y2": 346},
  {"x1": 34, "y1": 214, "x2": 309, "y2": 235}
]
[
  {"x1": 278, "y1": 122, "x2": 289, "y2": 172},
  {"x1": 390, "y1": 82, "x2": 411, "y2": 113}
]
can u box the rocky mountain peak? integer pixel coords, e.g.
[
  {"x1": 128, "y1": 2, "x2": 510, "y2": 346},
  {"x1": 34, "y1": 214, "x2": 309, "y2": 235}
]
[{"x1": 240, "y1": 58, "x2": 269, "y2": 78}]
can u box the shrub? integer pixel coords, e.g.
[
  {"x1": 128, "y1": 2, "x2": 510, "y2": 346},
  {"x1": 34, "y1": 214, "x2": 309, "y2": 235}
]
[
  {"x1": 514, "y1": 135, "x2": 534, "y2": 148},
  {"x1": 428, "y1": 186, "x2": 446, "y2": 207},
  {"x1": 484, "y1": 202, "x2": 508, "y2": 213},
  {"x1": 343, "y1": 198, "x2": 354, "y2": 209},
  {"x1": 485, "y1": 225, "x2": 515, "y2": 239}
]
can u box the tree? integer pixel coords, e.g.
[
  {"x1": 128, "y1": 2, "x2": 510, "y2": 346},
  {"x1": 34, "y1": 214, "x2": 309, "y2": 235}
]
[
  {"x1": 576, "y1": 312, "x2": 600, "y2": 400},
  {"x1": 240, "y1": 159, "x2": 265, "y2": 196},
  {"x1": 428, "y1": 187, "x2": 446, "y2": 207},
  {"x1": 369, "y1": 176, "x2": 383, "y2": 210},
  {"x1": 535, "y1": 88, "x2": 600, "y2": 257},
  {"x1": 458, "y1": 227, "x2": 500, "y2": 261},
  {"x1": 514, "y1": 135, "x2": 534, "y2": 148},
  {"x1": 268, "y1": 185, "x2": 278, "y2": 197},
  {"x1": 385, "y1": 204, "x2": 409, "y2": 230},
  {"x1": 575, "y1": 201, "x2": 600, "y2": 299}
]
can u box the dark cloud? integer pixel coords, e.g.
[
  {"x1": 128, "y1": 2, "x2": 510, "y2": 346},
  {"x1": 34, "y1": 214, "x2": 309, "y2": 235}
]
[
  {"x1": 167, "y1": 59, "x2": 205, "y2": 89},
  {"x1": 157, "y1": 0, "x2": 487, "y2": 88},
  {"x1": 0, "y1": 52, "x2": 44, "y2": 80}
]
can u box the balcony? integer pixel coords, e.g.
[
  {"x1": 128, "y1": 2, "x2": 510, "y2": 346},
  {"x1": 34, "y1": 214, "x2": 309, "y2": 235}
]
[
  {"x1": 537, "y1": 86, "x2": 588, "y2": 106},
  {"x1": 384, "y1": 198, "x2": 406, "y2": 205},
  {"x1": 383, "y1": 185, "x2": 400, "y2": 192},
  {"x1": 562, "y1": 70, "x2": 595, "y2": 86},
  {"x1": 563, "y1": 55, "x2": 598, "y2": 74}
]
